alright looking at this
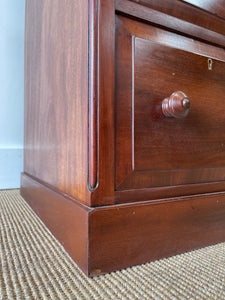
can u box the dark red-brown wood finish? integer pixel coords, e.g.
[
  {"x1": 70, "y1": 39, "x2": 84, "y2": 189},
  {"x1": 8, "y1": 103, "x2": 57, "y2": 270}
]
[
  {"x1": 162, "y1": 91, "x2": 191, "y2": 118},
  {"x1": 129, "y1": 0, "x2": 225, "y2": 35},
  {"x1": 115, "y1": 15, "x2": 225, "y2": 197},
  {"x1": 22, "y1": 0, "x2": 225, "y2": 276},
  {"x1": 182, "y1": 0, "x2": 225, "y2": 20},
  {"x1": 24, "y1": 0, "x2": 90, "y2": 205},
  {"x1": 89, "y1": 0, "x2": 116, "y2": 206},
  {"x1": 21, "y1": 172, "x2": 225, "y2": 277}
]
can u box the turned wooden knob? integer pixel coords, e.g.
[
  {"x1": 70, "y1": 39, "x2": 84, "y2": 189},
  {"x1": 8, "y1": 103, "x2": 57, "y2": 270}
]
[{"x1": 162, "y1": 91, "x2": 190, "y2": 118}]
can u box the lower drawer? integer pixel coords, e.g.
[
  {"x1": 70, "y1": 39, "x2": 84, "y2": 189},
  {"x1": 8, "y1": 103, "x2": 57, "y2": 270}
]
[{"x1": 115, "y1": 15, "x2": 225, "y2": 197}]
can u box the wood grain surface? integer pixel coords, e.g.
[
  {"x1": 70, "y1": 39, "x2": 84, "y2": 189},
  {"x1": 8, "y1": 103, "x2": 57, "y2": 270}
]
[
  {"x1": 23, "y1": 0, "x2": 225, "y2": 276},
  {"x1": 89, "y1": 0, "x2": 116, "y2": 206},
  {"x1": 116, "y1": 0, "x2": 225, "y2": 48},
  {"x1": 89, "y1": 190, "x2": 225, "y2": 276},
  {"x1": 182, "y1": 0, "x2": 225, "y2": 20},
  {"x1": 24, "y1": 0, "x2": 225, "y2": 206},
  {"x1": 89, "y1": 0, "x2": 99, "y2": 190},
  {"x1": 21, "y1": 173, "x2": 225, "y2": 277},
  {"x1": 24, "y1": 0, "x2": 90, "y2": 205},
  {"x1": 21, "y1": 173, "x2": 90, "y2": 276},
  {"x1": 128, "y1": 0, "x2": 225, "y2": 35},
  {"x1": 116, "y1": 15, "x2": 225, "y2": 193}
]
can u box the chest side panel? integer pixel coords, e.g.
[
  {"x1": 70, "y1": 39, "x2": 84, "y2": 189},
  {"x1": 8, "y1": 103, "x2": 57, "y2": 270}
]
[{"x1": 24, "y1": 0, "x2": 90, "y2": 204}]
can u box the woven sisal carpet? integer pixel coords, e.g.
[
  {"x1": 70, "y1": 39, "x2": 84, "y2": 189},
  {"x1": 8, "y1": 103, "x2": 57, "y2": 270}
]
[{"x1": 1, "y1": 190, "x2": 225, "y2": 299}]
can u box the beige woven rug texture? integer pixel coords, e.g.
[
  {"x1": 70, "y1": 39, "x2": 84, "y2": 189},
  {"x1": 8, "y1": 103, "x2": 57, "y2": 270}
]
[{"x1": 0, "y1": 190, "x2": 225, "y2": 300}]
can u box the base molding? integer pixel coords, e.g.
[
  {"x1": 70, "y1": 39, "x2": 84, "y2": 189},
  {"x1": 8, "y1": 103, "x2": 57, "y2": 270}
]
[
  {"x1": 21, "y1": 173, "x2": 225, "y2": 277},
  {"x1": 21, "y1": 173, "x2": 91, "y2": 275}
]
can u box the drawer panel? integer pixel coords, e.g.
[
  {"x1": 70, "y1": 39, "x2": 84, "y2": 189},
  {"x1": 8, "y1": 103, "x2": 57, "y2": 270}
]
[
  {"x1": 134, "y1": 39, "x2": 225, "y2": 171},
  {"x1": 115, "y1": 16, "x2": 225, "y2": 191},
  {"x1": 182, "y1": 0, "x2": 225, "y2": 20},
  {"x1": 126, "y1": 0, "x2": 225, "y2": 36}
]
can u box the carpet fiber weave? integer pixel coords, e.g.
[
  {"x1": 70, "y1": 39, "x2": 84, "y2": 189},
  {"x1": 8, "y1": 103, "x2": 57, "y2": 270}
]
[{"x1": 1, "y1": 189, "x2": 225, "y2": 299}]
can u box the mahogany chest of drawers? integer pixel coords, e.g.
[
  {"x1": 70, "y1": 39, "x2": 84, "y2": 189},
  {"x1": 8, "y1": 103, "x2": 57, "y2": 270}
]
[{"x1": 21, "y1": 0, "x2": 225, "y2": 277}]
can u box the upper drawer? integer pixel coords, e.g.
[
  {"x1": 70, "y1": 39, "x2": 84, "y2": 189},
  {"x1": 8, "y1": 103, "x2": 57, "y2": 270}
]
[
  {"x1": 182, "y1": 0, "x2": 225, "y2": 20},
  {"x1": 124, "y1": 0, "x2": 225, "y2": 37},
  {"x1": 115, "y1": 15, "x2": 225, "y2": 193}
]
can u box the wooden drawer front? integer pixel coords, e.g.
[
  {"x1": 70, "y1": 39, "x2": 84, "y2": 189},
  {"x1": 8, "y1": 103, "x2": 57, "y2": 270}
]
[
  {"x1": 115, "y1": 15, "x2": 225, "y2": 191},
  {"x1": 182, "y1": 0, "x2": 225, "y2": 20},
  {"x1": 126, "y1": 0, "x2": 225, "y2": 36}
]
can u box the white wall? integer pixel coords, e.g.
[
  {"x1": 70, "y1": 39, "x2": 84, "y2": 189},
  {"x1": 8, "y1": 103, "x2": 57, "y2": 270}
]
[{"x1": 0, "y1": 0, "x2": 25, "y2": 189}]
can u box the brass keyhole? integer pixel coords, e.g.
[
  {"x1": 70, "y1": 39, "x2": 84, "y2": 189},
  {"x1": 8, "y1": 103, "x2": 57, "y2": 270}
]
[{"x1": 208, "y1": 58, "x2": 213, "y2": 70}]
